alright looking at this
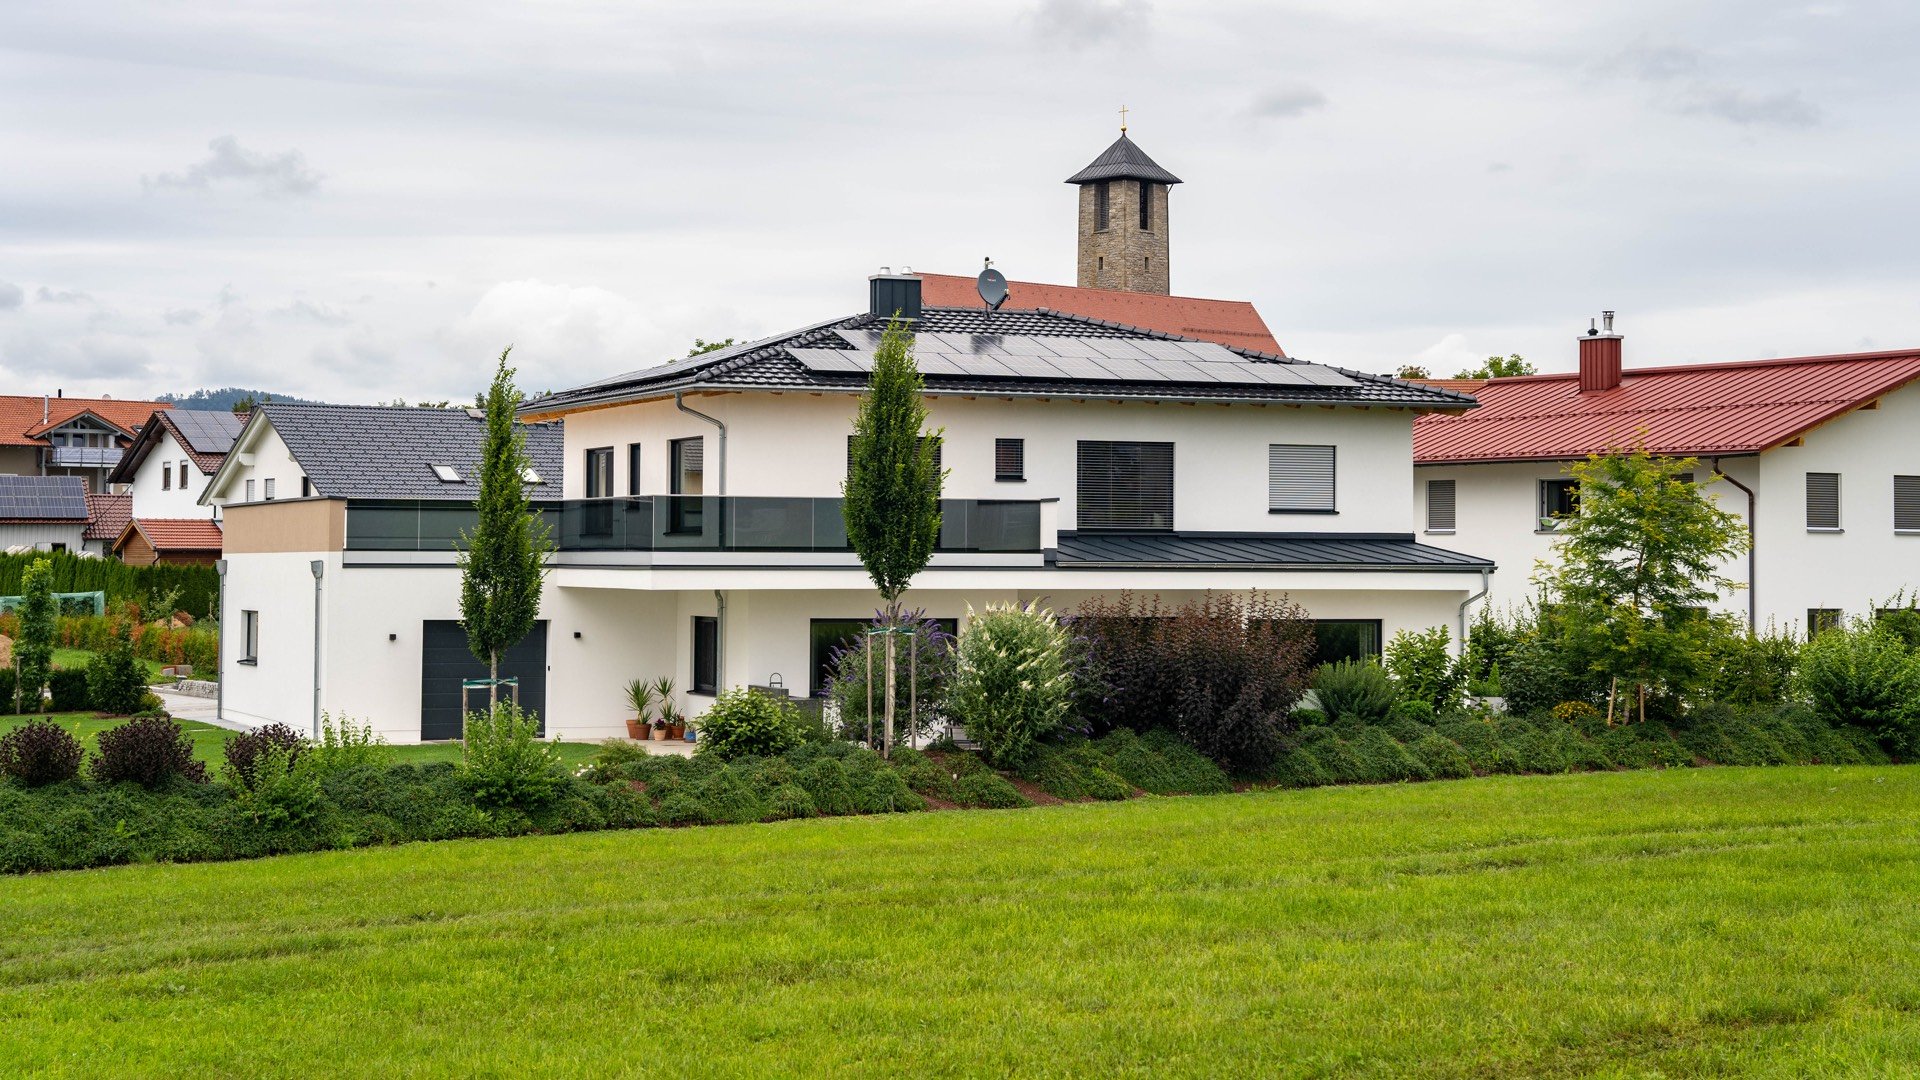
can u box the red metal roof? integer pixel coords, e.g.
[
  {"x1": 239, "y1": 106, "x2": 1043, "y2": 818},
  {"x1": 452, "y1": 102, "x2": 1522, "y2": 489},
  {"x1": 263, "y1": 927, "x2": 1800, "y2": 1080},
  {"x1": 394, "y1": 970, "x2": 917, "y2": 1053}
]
[
  {"x1": 1415, "y1": 348, "x2": 1920, "y2": 464},
  {"x1": 118, "y1": 518, "x2": 224, "y2": 554},
  {"x1": 916, "y1": 273, "x2": 1285, "y2": 355},
  {"x1": 83, "y1": 493, "x2": 132, "y2": 541}
]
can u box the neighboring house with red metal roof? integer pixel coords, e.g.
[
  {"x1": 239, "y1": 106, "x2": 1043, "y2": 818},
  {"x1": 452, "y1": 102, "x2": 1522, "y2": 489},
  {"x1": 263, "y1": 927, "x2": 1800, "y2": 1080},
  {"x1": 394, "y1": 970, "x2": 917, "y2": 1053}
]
[
  {"x1": 0, "y1": 394, "x2": 171, "y2": 494},
  {"x1": 82, "y1": 492, "x2": 133, "y2": 556},
  {"x1": 916, "y1": 273, "x2": 1286, "y2": 355},
  {"x1": 1412, "y1": 315, "x2": 1920, "y2": 634},
  {"x1": 113, "y1": 518, "x2": 223, "y2": 567}
]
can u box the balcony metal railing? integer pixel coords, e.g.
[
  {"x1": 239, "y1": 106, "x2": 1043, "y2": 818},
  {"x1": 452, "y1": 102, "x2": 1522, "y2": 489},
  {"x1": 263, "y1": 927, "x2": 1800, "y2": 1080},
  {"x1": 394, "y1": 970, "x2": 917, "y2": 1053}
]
[
  {"x1": 344, "y1": 496, "x2": 1043, "y2": 554},
  {"x1": 48, "y1": 446, "x2": 121, "y2": 467}
]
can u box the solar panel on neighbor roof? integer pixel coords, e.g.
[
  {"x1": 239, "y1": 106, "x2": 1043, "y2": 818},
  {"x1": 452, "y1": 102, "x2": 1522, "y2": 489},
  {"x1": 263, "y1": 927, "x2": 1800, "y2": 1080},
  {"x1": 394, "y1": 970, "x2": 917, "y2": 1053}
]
[
  {"x1": 169, "y1": 411, "x2": 242, "y2": 454},
  {"x1": 0, "y1": 476, "x2": 87, "y2": 518}
]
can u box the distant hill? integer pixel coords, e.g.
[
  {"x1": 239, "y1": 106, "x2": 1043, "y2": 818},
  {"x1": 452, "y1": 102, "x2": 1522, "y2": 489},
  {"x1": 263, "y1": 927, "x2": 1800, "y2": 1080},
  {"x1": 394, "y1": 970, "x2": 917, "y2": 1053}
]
[{"x1": 155, "y1": 388, "x2": 321, "y2": 411}]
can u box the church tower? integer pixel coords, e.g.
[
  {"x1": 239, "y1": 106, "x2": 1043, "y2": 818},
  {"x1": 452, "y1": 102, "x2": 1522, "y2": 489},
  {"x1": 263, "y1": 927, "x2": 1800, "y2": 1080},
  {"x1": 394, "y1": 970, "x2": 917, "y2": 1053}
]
[{"x1": 1065, "y1": 125, "x2": 1182, "y2": 294}]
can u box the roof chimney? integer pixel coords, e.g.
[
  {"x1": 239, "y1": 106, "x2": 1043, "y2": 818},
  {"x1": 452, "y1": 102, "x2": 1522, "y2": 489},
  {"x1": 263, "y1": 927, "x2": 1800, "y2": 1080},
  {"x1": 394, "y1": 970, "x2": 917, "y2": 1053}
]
[
  {"x1": 869, "y1": 270, "x2": 922, "y2": 322},
  {"x1": 1578, "y1": 310, "x2": 1623, "y2": 393}
]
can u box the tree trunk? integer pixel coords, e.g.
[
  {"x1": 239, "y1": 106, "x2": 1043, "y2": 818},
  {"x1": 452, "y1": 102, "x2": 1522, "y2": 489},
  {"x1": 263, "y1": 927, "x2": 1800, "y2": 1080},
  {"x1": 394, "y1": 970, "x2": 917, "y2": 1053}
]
[
  {"x1": 489, "y1": 651, "x2": 499, "y2": 710},
  {"x1": 1605, "y1": 677, "x2": 1617, "y2": 727},
  {"x1": 883, "y1": 629, "x2": 897, "y2": 760}
]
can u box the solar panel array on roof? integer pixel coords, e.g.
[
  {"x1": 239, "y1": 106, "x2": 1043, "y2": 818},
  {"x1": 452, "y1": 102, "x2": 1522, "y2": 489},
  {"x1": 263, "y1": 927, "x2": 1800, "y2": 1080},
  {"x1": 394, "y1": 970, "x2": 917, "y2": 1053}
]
[
  {"x1": 0, "y1": 475, "x2": 88, "y2": 520},
  {"x1": 800, "y1": 331, "x2": 1362, "y2": 389},
  {"x1": 167, "y1": 410, "x2": 245, "y2": 454}
]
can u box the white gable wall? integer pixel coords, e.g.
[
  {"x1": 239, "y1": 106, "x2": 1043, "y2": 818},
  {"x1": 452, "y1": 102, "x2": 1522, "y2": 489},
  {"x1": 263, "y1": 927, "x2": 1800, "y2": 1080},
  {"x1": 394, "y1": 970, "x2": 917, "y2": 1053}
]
[
  {"x1": 206, "y1": 422, "x2": 307, "y2": 507},
  {"x1": 130, "y1": 429, "x2": 220, "y2": 520}
]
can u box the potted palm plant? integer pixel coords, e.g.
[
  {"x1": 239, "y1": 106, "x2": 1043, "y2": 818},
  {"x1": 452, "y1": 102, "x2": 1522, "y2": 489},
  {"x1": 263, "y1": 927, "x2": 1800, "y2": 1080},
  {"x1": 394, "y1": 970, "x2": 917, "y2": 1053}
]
[
  {"x1": 649, "y1": 676, "x2": 675, "y2": 741},
  {"x1": 622, "y1": 678, "x2": 654, "y2": 741}
]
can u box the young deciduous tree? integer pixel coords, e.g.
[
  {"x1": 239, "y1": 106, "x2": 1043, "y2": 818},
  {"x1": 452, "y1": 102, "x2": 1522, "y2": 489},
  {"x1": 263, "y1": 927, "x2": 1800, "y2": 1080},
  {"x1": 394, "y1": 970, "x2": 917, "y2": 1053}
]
[
  {"x1": 458, "y1": 348, "x2": 553, "y2": 711},
  {"x1": 842, "y1": 317, "x2": 945, "y2": 753},
  {"x1": 1455, "y1": 353, "x2": 1536, "y2": 379},
  {"x1": 1536, "y1": 446, "x2": 1749, "y2": 723},
  {"x1": 13, "y1": 558, "x2": 55, "y2": 713}
]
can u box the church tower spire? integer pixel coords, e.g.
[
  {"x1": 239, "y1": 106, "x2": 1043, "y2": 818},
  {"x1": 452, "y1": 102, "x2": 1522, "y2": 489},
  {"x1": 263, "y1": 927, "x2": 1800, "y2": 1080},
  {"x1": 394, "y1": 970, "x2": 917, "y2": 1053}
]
[{"x1": 1065, "y1": 127, "x2": 1181, "y2": 294}]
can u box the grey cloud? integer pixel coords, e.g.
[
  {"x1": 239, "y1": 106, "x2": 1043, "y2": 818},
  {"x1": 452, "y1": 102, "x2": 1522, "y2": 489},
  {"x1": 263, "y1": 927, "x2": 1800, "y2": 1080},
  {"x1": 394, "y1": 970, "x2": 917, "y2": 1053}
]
[
  {"x1": 1486, "y1": 162, "x2": 1513, "y2": 174},
  {"x1": 1670, "y1": 86, "x2": 1822, "y2": 129},
  {"x1": 2, "y1": 332, "x2": 152, "y2": 379},
  {"x1": 1249, "y1": 86, "x2": 1328, "y2": 120},
  {"x1": 143, "y1": 135, "x2": 323, "y2": 197},
  {"x1": 274, "y1": 299, "x2": 353, "y2": 326},
  {"x1": 36, "y1": 286, "x2": 93, "y2": 304},
  {"x1": 1031, "y1": 0, "x2": 1150, "y2": 46},
  {"x1": 0, "y1": 282, "x2": 21, "y2": 310},
  {"x1": 163, "y1": 308, "x2": 202, "y2": 325}
]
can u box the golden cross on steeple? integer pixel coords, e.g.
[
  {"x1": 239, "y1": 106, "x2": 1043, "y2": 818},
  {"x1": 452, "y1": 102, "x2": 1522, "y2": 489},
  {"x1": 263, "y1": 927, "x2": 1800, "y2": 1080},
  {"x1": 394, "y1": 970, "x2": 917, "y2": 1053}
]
[{"x1": 1119, "y1": 104, "x2": 1129, "y2": 133}]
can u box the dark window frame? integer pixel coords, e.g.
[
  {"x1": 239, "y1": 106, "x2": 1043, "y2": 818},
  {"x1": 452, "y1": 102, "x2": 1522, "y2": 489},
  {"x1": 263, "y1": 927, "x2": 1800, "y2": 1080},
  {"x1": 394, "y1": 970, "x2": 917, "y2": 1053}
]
[
  {"x1": 1094, "y1": 181, "x2": 1110, "y2": 231},
  {"x1": 240, "y1": 609, "x2": 259, "y2": 664},
  {"x1": 1267, "y1": 443, "x2": 1337, "y2": 514},
  {"x1": 628, "y1": 443, "x2": 643, "y2": 497},
  {"x1": 584, "y1": 446, "x2": 614, "y2": 499},
  {"x1": 1538, "y1": 478, "x2": 1579, "y2": 530},
  {"x1": 994, "y1": 438, "x2": 1025, "y2": 483},
  {"x1": 1895, "y1": 475, "x2": 1920, "y2": 533},
  {"x1": 1806, "y1": 471, "x2": 1841, "y2": 531},
  {"x1": 1076, "y1": 440, "x2": 1174, "y2": 532},
  {"x1": 1138, "y1": 180, "x2": 1152, "y2": 230},
  {"x1": 1426, "y1": 478, "x2": 1457, "y2": 533},
  {"x1": 691, "y1": 615, "x2": 719, "y2": 696},
  {"x1": 1807, "y1": 608, "x2": 1842, "y2": 640}
]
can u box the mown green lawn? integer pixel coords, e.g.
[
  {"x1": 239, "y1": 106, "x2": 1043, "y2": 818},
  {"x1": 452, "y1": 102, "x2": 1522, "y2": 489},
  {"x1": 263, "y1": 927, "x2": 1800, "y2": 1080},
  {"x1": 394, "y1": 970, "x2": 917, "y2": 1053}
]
[
  {"x1": 52, "y1": 647, "x2": 180, "y2": 684},
  {"x1": 0, "y1": 713, "x2": 603, "y2": 770},
  {"x1": 3, "y1": 766, "x2": 1917, "y2": 1077}
]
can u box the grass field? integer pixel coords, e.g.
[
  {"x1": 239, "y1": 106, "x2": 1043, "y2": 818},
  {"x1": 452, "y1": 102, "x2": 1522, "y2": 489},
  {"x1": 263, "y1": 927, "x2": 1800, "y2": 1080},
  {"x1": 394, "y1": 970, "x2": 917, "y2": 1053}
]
[
  {"x1": 3, "y1": 766, "x2": 1916, "y2": 1077},
  {"x1": 0, "y1": 713, "x2": 603, "y2": 769},
  {"x1": 51, "y1": 646, "x2": 171, "y2": 681}
]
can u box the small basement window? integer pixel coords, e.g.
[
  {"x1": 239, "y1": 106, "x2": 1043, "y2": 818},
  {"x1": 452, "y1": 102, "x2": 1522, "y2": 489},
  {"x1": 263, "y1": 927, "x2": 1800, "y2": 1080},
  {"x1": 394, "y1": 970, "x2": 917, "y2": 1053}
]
[{"x1": 431, "y1": 464, "x2": 462, "y2": 483}]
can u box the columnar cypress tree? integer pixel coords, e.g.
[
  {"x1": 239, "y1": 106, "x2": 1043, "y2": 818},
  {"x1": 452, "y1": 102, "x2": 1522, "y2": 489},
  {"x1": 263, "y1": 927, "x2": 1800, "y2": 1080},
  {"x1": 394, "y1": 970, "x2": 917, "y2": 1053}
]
[
  {"x1": 843, "y1": 317, "x2": 945, "y2": 755},
  {"x1": 14, "y1": 558, "x2": 56, "y2": 713},
  {"x1": 458, "y1": 349, "x2": 553, "y2": 711}
]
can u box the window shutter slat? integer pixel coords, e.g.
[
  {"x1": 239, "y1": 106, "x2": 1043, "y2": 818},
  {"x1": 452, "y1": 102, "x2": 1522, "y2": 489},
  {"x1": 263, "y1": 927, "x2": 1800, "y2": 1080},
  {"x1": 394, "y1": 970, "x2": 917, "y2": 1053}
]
[
  {"x1": 1806, "y1": 472, "x2": 1840, "y2": 529},
  {"x1": 1426, "y1": 478, "x2": 1456, "y2": 532},
  {"x1": 1076, "y1": 440, "x2": 1173, "y2": 531},
  {"x1": 1896, "y1": 475, "x2": 1920, "y2": 532},
  {"x1": 1268, "y1": 444, "x2": 1336, "y2": 512}
]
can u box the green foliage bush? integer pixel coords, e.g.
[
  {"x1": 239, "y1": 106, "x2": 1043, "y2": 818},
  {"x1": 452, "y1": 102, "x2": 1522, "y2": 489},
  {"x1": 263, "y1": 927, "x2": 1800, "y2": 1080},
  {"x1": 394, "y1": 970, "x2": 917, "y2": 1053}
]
[
  {"x1": 694, "y1": 687, "x2": 808, "y2": 762},
  {"x1": 91, "y1": 716, "x2": 208, "y2": 787},
  {"x1": 0, "y1": 719, "x2": 85, "y2": 786},
  {"x1": 823, "y1": 610, "x2": 955, "y2": 747},
  {"x1": 1385, "y1": 627, "x2": 1465, "y2": 711},
  {"x1": 951, "y1": 769, "x2": 1031, "y2": 808},
  {"x1": 47, "y1": 667, "x2": 91, "y2": 712},
  {"x1": 1311, "y1": 660, "x2": 1397, "y2": 725},
  {"x1": 1796, "y1": 621, "x2": 1920, "y2": 756},
  {"x1": 1016, "y1": 744, "x2": 1132, "y2": 801},
  {"x1": 309, "y1": 712, "x2": 391, "y2": 775},
  {"x1": 1409, "y1": 733, "x2": 1473, "y2": 779},
  {"x1": 0, "y1": 551, "x2": 218, "y2": 619},
  {"x1": 1100, "y1": 728, "x2": 1233, "y2": 796},
  {"x1": 223, "y1": 723, "x2": 307, "y2": 791},
  {"x1": 460, "y1": 701, "x2": 566, "y2": 807},
  {"x1": 945, "y1": 602, "x2": 1077, "y2": 767},
  {"x1": 87, "y1": 621, "x2": 149, "y2": 715}
]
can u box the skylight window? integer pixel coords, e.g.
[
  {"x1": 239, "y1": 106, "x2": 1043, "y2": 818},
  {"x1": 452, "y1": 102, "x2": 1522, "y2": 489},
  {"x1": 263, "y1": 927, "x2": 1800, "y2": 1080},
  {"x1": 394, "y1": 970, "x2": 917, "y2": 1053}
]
[
  {"x1": 431, "y1": 464, "x2": 462, "y2": 483},
  {"x1": 521, "y1": 467, "x2": 543, "y2": 484}
]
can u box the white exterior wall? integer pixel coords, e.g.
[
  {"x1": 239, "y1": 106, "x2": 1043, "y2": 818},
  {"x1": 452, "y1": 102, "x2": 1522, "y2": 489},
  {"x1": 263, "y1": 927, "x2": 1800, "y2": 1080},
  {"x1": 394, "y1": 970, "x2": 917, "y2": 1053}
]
[
  {"x1": 1422, "y1": 380, "x2": 1920, "y2": 633},
  {"x1": 0, "y1": 523, "x2": 87, "y2": 553},
  {"x1": 207, "y1": 424, "x2": 306, "y2": 507},
  {"x1": 1752, "y1": 386, "x2": 1920, "y2": 631},
  {"x1": 560, "y1": 392, "x2": 1418, "y2": 534},
  {"x1": 129, "y1": 430, "x2": 219, "y2": 519}
]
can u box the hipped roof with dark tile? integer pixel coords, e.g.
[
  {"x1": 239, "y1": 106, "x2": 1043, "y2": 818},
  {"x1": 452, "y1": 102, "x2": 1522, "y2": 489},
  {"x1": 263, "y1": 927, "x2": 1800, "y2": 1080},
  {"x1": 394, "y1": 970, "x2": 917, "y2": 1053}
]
[
  {"x1": 523, "y1": 306, "x2": 1473, "y2": 420},
  {"x1": 916, "y1": 273, "x2": 1285, "y2": 355},
  {"x1": 247, "y1": 403, "x2": 564, "y2": 501}
]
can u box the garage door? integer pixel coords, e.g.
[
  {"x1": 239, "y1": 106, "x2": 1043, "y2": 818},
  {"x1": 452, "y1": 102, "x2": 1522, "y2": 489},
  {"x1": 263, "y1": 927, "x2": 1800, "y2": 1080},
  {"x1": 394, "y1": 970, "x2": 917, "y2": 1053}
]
[{"x1": 420, "y1": 621, "x2": 548, "y2": 741}]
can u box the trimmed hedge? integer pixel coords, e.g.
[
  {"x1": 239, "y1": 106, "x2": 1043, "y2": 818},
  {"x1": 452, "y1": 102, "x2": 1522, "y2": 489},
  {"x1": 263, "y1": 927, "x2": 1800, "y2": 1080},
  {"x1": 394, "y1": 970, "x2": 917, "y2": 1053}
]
[{"x1": 0, "y1": 552, "x2": 217, "y2": 618}]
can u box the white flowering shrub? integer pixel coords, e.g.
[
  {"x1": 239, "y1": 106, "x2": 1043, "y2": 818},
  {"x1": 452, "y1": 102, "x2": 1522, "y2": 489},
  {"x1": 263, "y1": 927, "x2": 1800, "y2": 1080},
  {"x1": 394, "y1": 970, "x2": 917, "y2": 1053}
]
[{"x1": 944, "y1": 602, "x2": 1077, "y2": 766}]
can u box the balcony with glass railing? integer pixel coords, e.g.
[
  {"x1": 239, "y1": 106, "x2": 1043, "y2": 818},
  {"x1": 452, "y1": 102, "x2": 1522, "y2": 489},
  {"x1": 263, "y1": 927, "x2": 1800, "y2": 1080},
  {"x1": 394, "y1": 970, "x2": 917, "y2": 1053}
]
[
  {"x1": 47, "y1": 446, "x2": 121, "y2": 467},
  {"x1": 343, "y1": 496, "x2": 1045, "y2": 555}
]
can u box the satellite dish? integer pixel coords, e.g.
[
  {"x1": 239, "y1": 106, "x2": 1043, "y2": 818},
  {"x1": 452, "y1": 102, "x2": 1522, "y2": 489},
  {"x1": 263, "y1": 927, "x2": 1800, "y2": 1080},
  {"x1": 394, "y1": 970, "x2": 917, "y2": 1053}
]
[{"x1": 977, "y1": 267, "x2": 1009, "y2": 311}]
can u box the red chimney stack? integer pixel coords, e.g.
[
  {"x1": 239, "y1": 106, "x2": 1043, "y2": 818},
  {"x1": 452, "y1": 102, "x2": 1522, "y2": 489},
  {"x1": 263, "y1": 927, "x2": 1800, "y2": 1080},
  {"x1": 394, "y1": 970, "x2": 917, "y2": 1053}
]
[{"x1": 1578, "y1": 310, "x2": 1622, "y2": 393}]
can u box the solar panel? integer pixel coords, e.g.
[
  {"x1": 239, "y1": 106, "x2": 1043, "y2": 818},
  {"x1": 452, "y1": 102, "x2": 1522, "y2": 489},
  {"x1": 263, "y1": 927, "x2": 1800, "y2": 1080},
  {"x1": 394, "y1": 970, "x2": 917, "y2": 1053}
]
[
  {"x1": 790, "y1": 348, "x2": 872, "y2": 373},
  {"x1": 168, "y1": 410, "x2": 244, "y2": 454},
  {"x1": 1292, "y1": 366, "x2": 1363, "y2": 387},
  {"x1": 0, "y1": 475, "x2": 88, "y2": 519},
  {"x1": 802, "y1": 332, "x2": 1371, "y2": 391}
]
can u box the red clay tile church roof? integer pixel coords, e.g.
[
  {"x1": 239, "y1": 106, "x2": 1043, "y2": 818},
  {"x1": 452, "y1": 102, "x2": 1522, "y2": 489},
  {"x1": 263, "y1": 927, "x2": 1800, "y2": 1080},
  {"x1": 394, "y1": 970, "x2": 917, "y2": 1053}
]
[
  {"x1": 915, "y1": 273, "x2": 1285, "y2": 355},
  {"x1": 1414, "y1": 348, "x2": 1920, "y2": 464}
]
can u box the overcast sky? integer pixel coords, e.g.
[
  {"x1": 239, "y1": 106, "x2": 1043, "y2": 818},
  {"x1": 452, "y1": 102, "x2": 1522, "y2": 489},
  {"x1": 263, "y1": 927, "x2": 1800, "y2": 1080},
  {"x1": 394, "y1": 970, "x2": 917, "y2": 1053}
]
[{"x1": 2, "y1": 0, "x2": 1915, "y2": 402}]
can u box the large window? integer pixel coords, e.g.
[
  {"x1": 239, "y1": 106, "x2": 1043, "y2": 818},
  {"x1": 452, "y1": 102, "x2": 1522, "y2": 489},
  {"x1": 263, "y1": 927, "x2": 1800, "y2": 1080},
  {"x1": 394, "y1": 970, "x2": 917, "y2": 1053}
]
[
  {"x1": 1538, "y1": 479, "x2": 1578, "y2": 529},
  {"x1": 808, "y1": 617, "x2": 958, "y2": 696},
  {"x1": 1268, "y1": 444, "x2": 1336, "y2": 513},
  {"x1": 1806, "y1": 472, "x2": 1840, "y2": 530},
  {"x1": 627, "y1": 443, "x2": 643, "y2": 497},
  {"x1": 669, "y1": 437, "x2": 705, "y2": 534},
  {"x1": 1425, "y1": 478, "x2": 1457, "y2": 533},
  {"x1": 691, "y1": 615, "x2": 718, "y2": 695},
  {"x1": 584, "y1": 446, "x2": 613, "y2": 498},
  {"x1": 1077, "y1": 440, "x2": 1173, "y2": 531},
  {"x1": 240, "y1": 610, "x2": 259, "y2": 663},
  {"x1": 1310, "y1": 619, "x2": 1382, "y2": 668}
]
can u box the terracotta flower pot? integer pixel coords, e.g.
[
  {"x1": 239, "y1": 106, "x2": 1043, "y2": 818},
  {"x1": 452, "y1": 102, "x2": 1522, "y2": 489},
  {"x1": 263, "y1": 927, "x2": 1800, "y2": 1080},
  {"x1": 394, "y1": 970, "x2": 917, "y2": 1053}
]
[
  {"x1": 650, "y1": 726, "x2": 667, "y2": 741},
  {"x1": 625, "y1": 719, "x2": 646, "y2": 740},
  {"x1": 668, "y1": 722, "x2": 685, "y2": 740}
]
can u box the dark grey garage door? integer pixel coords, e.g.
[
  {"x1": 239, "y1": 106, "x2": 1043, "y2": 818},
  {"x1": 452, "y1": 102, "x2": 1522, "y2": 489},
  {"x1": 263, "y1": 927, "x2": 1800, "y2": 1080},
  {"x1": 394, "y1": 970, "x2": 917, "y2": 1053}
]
[{"x1": 420, "y1": 621, "x2": 548, "y2": 741}]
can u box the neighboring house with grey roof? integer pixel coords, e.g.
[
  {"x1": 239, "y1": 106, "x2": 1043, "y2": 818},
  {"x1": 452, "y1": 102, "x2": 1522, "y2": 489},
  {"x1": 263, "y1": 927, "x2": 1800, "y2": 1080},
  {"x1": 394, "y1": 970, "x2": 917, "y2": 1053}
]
[
  {"x1": 205, "y1": 271, "x2": 1492, "y2": 746},
  {"x1": 106, "y1": 408, "x2": 246, "y2": 537}
]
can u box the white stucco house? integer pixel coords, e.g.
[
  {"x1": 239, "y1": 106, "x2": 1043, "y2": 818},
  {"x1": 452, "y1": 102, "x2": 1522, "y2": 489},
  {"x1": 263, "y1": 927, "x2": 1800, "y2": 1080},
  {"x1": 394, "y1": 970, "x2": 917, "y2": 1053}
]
[
  {"x1": 1413, "y1": 316, "x2": 1920, "y2": 635},
  {"x1": 101, "y1": 409, "x2": 243, "y2": 565},
  {"x1": 206, "y1": 275, "x2": 1493, "y2": 744}
]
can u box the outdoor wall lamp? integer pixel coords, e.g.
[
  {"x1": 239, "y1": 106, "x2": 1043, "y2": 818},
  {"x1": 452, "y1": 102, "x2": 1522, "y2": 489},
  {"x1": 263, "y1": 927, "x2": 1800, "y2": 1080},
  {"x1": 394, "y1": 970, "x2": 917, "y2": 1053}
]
[{"x1": 573, "y1": 631, "x2": 582, "y2": 639}]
